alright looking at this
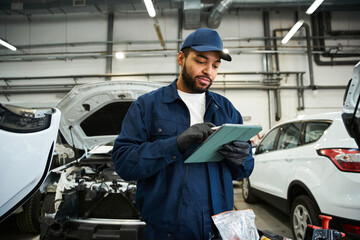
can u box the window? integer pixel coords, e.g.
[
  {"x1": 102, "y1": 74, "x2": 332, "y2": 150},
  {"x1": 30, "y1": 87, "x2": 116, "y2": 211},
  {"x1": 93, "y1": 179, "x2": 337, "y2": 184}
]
[
  {"x1": 257, "y1": 127, "x2": 279, "y2": 154},
  {"x1": 277, "y1": 122, "x2": 302, "y2": 150},
  {"x1": 304, "y1": 121, "x2": 331, "y2": 144}
]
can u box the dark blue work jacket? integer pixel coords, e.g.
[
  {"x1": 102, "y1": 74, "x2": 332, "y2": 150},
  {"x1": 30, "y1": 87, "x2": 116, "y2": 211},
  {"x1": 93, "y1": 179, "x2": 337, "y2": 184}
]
[{"x1": 112, "y1": 80, "x2": 254, "y2": 239}]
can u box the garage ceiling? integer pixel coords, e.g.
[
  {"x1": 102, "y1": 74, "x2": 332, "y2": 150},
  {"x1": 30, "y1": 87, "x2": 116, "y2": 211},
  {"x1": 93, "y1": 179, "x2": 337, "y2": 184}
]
[
  {"x1": 0, "y1": 0, "x2": 359, "y2": 16},
  {"x1": 0, "y1": 0, "x2": 359, "y2": 64}
]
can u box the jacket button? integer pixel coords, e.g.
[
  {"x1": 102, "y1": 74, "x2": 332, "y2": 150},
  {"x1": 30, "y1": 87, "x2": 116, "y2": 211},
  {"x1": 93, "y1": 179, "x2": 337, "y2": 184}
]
[
  {"x1": 158, "y1": 128, "x2": 162, "y2": 133},
  {"x1": 167, "y1": 233, "x2": 172, "y2": 238},
  {"x1": 172, "y1": 156, "x2": 176, "y2": 160}
]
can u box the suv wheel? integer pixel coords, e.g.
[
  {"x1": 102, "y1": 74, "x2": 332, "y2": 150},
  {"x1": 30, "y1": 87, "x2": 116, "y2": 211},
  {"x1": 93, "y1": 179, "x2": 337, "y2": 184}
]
[
  {"x1": 16, "y1": 190, "x2": 42, "y2": 233},
  {"x1": 242, "y1": 178, "x2": 258, "y2": 203},
  {"x1": 291, "y1": 195, "x2": 320, "y2": 240}
]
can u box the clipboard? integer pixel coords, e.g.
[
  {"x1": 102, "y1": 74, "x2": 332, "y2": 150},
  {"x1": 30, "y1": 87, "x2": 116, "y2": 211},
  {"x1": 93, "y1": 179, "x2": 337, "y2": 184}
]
[{"x1": 184, "y1": 124, "x2": 262, "y2": 163}]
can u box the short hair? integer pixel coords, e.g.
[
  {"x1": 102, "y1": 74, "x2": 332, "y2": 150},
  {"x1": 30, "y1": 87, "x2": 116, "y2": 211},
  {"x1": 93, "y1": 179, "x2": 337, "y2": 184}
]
[{"x1": 181, "y1": 47, "x2": 192, "y2": 58}]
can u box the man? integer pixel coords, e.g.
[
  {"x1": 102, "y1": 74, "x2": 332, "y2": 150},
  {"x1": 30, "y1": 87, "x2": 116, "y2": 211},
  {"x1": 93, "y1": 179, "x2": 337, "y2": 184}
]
[{"x1": 112, "y1": 28, "x2": 254, "y2": 240}]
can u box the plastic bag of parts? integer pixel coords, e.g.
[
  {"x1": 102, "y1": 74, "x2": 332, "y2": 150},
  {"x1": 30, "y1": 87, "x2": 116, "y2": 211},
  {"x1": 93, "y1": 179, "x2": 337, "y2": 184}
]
[{"x1": 212, "y1": 209, "x2": 259, "y2": 240}]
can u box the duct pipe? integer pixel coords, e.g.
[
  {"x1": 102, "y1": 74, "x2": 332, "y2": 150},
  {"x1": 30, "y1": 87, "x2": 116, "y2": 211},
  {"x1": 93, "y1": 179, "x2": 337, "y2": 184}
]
[
  {"x1": 184, "y1": 0, "x2": 201, "y2": 29},
  {"x1": 207, "y1": 0, "x2": 233, "y2": 29}
]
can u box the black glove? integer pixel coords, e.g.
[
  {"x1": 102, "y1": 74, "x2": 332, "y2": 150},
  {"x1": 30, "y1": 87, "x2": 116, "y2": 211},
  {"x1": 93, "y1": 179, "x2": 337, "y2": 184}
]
[
  {"x1": 218, "y1": 141, "x2": 251, "y2": 166},
  {"x1": 177, "y1": 122, "x2": 215, "y2": 153}
]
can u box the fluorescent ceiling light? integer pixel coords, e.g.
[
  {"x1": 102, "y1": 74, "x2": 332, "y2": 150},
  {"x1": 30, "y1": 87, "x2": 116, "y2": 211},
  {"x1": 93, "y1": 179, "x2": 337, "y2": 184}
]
[
  {"x1": 0, "y1": 38, "x2": 17, "y2": 51},
  {"x1": 144, "y1": 0, "x2": 156, "y2": 18},
  {"x1": 281, "y1": 20, "x2": 304, "y2": 45},
  {"x1": 306, "y1": 0, "x2": 324, "y2": 15}
]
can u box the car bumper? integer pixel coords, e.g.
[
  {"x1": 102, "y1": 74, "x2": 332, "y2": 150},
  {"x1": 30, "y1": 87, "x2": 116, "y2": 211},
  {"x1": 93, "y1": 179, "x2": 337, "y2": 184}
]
[{"x1": 41, "y1": 217, "x2": 146, "y2": 240}]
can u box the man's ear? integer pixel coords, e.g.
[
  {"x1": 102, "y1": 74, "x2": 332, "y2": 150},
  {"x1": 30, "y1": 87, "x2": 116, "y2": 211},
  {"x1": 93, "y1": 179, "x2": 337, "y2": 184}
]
[{"x1": 177, "y1": 51, "x2": 185, "y2": 66}]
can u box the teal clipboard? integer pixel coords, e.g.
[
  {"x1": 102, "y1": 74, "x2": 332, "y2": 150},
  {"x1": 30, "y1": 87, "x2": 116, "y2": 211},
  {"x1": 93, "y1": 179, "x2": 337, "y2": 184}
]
[{"x1": 184, "y1": 124, "x2": 262, "y2": 163}]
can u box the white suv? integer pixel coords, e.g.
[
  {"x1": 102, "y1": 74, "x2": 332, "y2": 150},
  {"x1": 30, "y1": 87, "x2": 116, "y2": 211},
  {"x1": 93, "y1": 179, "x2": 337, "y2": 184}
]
[{"x1": 243, "y1": 63, "x2": 360, "y2": 240}]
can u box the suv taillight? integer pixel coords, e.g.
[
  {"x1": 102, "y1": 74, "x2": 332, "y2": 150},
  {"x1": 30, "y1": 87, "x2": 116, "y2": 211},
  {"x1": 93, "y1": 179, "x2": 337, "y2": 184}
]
[{"x1": 317, "y1": 148, "x2": 360, "y2": 173}]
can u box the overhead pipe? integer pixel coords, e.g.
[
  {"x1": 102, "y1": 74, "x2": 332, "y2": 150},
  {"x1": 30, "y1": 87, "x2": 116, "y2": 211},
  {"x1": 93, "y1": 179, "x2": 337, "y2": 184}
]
[
  {"x1": 105, "y1": 13, "x2": 114, "y2": 80},
  {"x1": 271, "y1": 20, "x2": 314, "y2": 120},
  {"x1": 207, "y1": 0, "x2": 233, "y2": 29},
  {"x1": 1, "y1": 0, "x2": 360, "y2": 16},
  {"x1": 324, "y1": 12, "x2": 360, "y2": 36},
  {"x1": 176, "y1": 8, "x2": 183, "y2": 73},
  {"x1": 311, "y1": 13, "x2": 359, "y2": 66},
  {"x1": 296, "y1": 73, "x2": 305, "y2": 111},
  {"x1": 0, "y1": 71, "x2": 305, "y2": 81},
  {"x1": 8, "y1": 34, "x2": 359, "y2": 50},
  {"x1": 273, "y1": 28, "x2": 291, "y2": 74},
  {"x1": 263, "y1": 11, "x2": 281, "y2": 122},
  {"x1": 302, "y1": 23, "x2": 315, "y2": 88},
  {"x1": 274, "y1": 89, "x2": 282, "y2": 121},
  {"x1": 272, "y1": 23, "x2": 315, "y2": 88},
  {"x1": 263, "y1": 11, "x2": 273, "y2": 72},
  {"x1": 0, "y1": 82, "x2": 346, "y2": 95},
  {"x1": 2, "y1": 71, "x2": 349, "y2": 95}
]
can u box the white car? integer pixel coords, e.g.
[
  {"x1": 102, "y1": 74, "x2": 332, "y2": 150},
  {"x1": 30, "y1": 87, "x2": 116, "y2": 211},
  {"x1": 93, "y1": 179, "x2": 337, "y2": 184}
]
[
  {"x1": 0, "y1": 104, "x2": 61, "y2": 232},
  {"x1": 242, "y1": 63, "x2": 360, "y2": 240},
  {"x1": 0, "y1": 80, "x2": 164, "y2": 239},
  {"x1": 39, "y1": 81, "x2": 164, "y2": 239}
]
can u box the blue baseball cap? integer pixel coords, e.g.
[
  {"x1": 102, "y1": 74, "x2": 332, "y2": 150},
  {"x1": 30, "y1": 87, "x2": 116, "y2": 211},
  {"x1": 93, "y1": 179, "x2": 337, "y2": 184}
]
[{"x1": 180, "y1": 28, "x2": 231, "y2": 61}]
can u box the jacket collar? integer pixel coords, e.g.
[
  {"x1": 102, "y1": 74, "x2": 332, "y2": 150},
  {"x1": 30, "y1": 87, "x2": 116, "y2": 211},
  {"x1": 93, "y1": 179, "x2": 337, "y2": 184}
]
[{"x1": 163, "y1": 79, "x2": 221, "y2": 108}]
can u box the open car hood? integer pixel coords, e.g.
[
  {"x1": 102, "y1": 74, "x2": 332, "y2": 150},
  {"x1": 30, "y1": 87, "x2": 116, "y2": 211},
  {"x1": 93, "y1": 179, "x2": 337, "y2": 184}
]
[
  {"x1": 0, "y1": 104, "x2": 60, "y2": 221},
  {"x1": 342, "y1": 61, "x2": 360, "y2": 148},
  {"x1": 56, "y1": 81, "x2": 164, "y2": 151}
]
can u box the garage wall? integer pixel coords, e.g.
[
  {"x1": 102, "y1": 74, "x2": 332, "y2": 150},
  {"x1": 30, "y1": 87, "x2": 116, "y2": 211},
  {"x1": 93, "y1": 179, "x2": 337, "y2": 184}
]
[{"x1": 0, "y1": 9, "x2": 359, "y2": 134}]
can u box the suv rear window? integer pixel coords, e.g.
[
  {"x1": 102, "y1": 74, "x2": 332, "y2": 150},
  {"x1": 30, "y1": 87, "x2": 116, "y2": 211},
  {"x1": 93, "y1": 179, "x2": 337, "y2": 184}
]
[
  {"x1": 80, "y1": 101, "x2": 133, "y2": 136},
  {"x1": 304, "y1": 121, "x2": 331, "y2": 144}
]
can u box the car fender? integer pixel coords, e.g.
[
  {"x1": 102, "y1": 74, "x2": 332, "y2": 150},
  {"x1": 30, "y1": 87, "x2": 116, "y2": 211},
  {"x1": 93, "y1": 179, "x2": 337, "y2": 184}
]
[{"x1": 287, "y1": 180, "x2": 321, "y2": 214}]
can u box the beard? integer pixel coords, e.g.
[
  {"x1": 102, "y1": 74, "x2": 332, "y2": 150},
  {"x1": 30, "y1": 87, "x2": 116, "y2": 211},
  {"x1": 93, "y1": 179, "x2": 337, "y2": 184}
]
[{"x1": 181, "y1": 62, "x2": 212, "y2": 93}]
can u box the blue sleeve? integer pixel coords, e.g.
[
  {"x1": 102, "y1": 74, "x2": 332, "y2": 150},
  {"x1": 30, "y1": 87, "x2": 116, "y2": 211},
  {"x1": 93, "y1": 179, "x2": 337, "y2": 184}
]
[{"x1": 111, "y1": 100, "x2": 182, "y2": 181}]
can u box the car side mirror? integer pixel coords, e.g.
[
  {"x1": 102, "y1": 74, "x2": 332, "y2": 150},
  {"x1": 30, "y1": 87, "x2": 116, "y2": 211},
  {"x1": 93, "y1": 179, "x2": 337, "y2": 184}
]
[{"x1": 342, "y1": 61, "x2": 360, "y2": 148}]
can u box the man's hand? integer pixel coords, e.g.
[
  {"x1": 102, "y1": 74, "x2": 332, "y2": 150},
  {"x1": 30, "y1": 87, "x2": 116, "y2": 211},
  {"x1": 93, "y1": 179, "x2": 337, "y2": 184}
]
[
  {"x1": 177, "y1": 122, "x2": 215, "y2": 153},
  {"x1": 218, "y1": 141, "x2": 251, "y2": 166}
]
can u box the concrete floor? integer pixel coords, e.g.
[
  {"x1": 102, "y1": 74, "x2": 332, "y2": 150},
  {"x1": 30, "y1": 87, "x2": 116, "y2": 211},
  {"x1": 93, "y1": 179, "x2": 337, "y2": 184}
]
[
  {"x1": 233, "y1": 181, "x2": 293, "y2": 239},
  {"x1": 0, "y1": 181, "x2": 293, "y2": 240}
]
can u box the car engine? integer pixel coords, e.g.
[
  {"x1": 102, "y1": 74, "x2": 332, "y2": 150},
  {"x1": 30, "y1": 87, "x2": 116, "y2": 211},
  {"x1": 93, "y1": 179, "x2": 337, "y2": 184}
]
[{"x1": 40, "y1": 153, "x2": 145, "y2": 240}]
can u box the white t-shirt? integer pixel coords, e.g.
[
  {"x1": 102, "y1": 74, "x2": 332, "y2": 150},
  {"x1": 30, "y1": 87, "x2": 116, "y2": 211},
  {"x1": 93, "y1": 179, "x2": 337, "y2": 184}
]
[{"x1": 178, "y1": 90, "x2": 206, "y2": 126}]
